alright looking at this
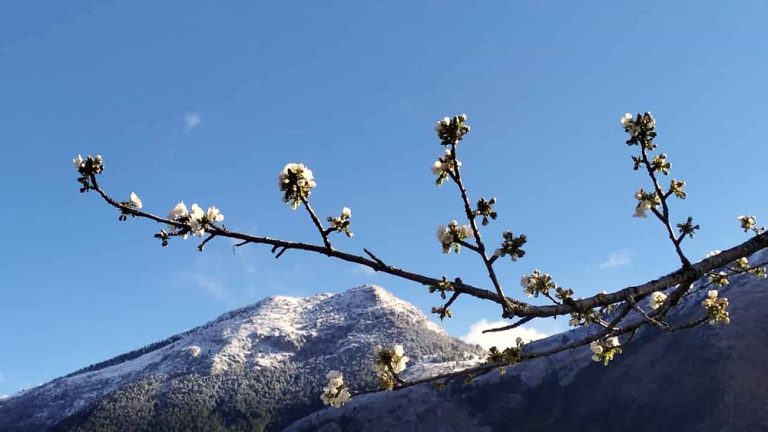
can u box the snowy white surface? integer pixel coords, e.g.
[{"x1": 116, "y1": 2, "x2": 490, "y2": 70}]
[{"x1": 0, "y1": 285, "x2": 483, "y2": 429}]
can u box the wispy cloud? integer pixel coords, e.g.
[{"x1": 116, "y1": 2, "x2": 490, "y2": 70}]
[
  {"x1": 194, "y1": 274, "x2": 230, "y2": 302},
  {"x1": 600, "y1": 250, "x2": 631, "y2": 269},
  {"x1": 184, "y1": 112, "x2": 201, "y2": 133},
  {"x1": 461, "y1": 319, "x2": 547, "y2": 351}
]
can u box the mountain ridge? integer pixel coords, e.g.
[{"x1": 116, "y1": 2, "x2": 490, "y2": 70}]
[{"x1": 0, "y1": 284, "x2": 483, "y2": 431}]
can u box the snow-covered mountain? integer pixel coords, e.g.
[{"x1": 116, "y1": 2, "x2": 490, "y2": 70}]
[
  {"x1": 288, "y1": 253, "x2": 768, "y2": 432},
  {"x1": 0, "y1": 285, "x2": 483, "y2": 431}
]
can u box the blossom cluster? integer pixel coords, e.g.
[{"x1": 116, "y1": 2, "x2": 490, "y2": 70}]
[
  {"x1": 73, "y1": 154, "x2": 104, "y2": 192},
  {"x1": 568, "y1": 309, "x2": 601, "y2": 327},
  {"x1": 474, "y1": 197, "x2": 498, "y2": 226},
  {"x1": 327, "y1": 207, "x2": 353, "y2": 237},
  {"x1": 431, "y1": 306, "x2": 452, "y2": 320},
  {"x1": 319, "y1": 370, "x2": 351, "y2": 408},
  {"x1": 431, "y1": 149, "x2": 462, "y2": 186},
  {"x1": 494, "y1": 231, "x2": 527, "y2": 261},
  {"x1": 520, "y1": 270, "x2": 557, "y2": 298},
  {"x1": 127, "y1": 192, "x2": 142, "y2": 209},
  {"x1": 633, "y1": 188, "x2": 661, "y2": 218},
  {"x1": 621, "y1": 112, "x2": 657, "y2": 149},
  {"x1": 737, "y1": 215, "x2": 765, "y2": 235},
  {"x1": 163, "y1": 201, "x2": 224, "y2": 240},
  {"x1": 651, "y1": 153, "x2": 671, "y2": 175},
  {"x1": 590, "y1": 336, "x2": 622, "y2": 366},
  {"x1": 707, "y1": 271, "x2": 729, "y2": 287},
  {"x1": 649, "y1": 291, "x2": 668, "y2": 310},
  {"x1": 730, "y1": 256, "x2": 767, "y2": 279},
  {"x1": 487, "y1": 337, "x2": 525, "y2": 373},
  {"x1": 436, "y1": 220, "x2": 474, "y2": 254},
  {"x1": 73, "y1": 154, "x2": 104, "y2": 176},
  {"x1": 669, "y1": 179, "x2": 686, "y2": 199},
  {"x1": 734, "y1": 257, "x2": 750, "y2": 271},
  {"x1": 118, "y1": 192, "x2": 143, "y2": 221},
  {"x1": 279, "y1": 163, "x2": 316, "y2": 209},
  {"x1": 702, "y1": 290, "x2": 730, "y2": 325},
  {"x1": 434, "y1": 114, "x2": 470, "y2": 146},
  {"x1": 676, "y1": 216, "x2": 700, "y2": 239},
  {"x1": 428, "y1": 276, "x2": 453, "y2": 299},
  {"x1": 373, "y1": 344, "x2": 409, "y2": 390}
]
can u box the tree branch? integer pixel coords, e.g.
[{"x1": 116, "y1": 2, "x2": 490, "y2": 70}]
[
  {"x1": 300, "y1": 195, "x2": 332, "y2": 250},
  {"x1": 639, "y1": 146, "x2": 691, "y2": 268},
  {"x1": 447, "y1": 144, "x2": 512, "y2": 315},
  {"x1": 86, "y1": 173, "x2": 768, "y2": 321}
]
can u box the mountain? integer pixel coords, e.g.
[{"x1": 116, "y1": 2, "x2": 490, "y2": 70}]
[
  {"x1": 287, "y1": 253, "x2": 768, "y2": 432},
  {"x1": 0, "y1": 285, "x2": 483, "y2": 432}
]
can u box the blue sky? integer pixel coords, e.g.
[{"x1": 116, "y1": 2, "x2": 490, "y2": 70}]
[{"x1": 2, "y1": 1, "x2": 768, "y2": 395}]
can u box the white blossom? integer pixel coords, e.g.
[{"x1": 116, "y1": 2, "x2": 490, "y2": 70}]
[
  {"x1": 436, "y1": 225, "x2": 453, "y2": 245},
  {"x1": 190, "y1": 203, "x2": 204, "y2": 221},
  {"x1": 708, "y1": 271, "x2": 729, "y2": 287},
  {"x1": 620, "y1": 113, "x2": 633, "y2": 127},
  {"x1": 169, "y1": 201, "x2": 189, "y2": 219},
  {"x1": 702, "y1": 289, "x2": 730, "y2": 325},
  {"x1": 189, "y1": 204, "x2": 205, "y2": 236},
  {"x1": 590, "y1": 342, "x2": 603, "y2": 355},
  {"x1": 649, "y1": 291, "x2": 667, "y2": 310},
  {"x1": 590, "y1": 337, "x2": 622, "y2": 365},
  {"x1": 206, "y1": 206, "x2": 224, "y2": 223},
  {"x1": 73, "y1": 154, "x2": 85, "y2": 170},
  {"x1": 129, "y1": 192, "x2": 142, "y2": 209},
  {"x1": 633, "y1": 189, "x2": 660, "y2": 218},
  {"x1": 372, "y1": 344, "x2": 409, "y2": 389},
  {"x1": 737, "y1": 215, "x2": 757, "y2": 232},
  {"x1": 279, "y1": 163, "x2": 317, "y2": 208},
  {"x1": 391, "y1": 344, "x2": 409, "y2": 373},
  {"x1": 434, "y1": 116, "x2": 450, "y2": 132},
  {"x1": 431, "y1": 160, "x2": 443, "y2": 175},
  {"x1": 519, "y1": 269, "x2": 557, "y2": 297},
  {"x1": 320, "y1": 370, "x2": 351, "y2": 408}
]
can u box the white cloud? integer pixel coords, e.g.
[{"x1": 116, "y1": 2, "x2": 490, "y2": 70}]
[
  {"x1": 184, "y1": 112, "x2": 201, "y2": 133},
  {"x1": 194, "y1": 274, "x2": 230, "y2": 302},
  {"x1": 461, "y1": 319, "x2": 547, "y2": 351},
  {"x1": 600, "y1": 250, "x2": 631, "y2": 269}
]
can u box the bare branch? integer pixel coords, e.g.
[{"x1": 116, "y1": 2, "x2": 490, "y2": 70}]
[
  {"x1": 639, "y1": 146, "x2": 691, "y2": 268},
  {"x1": 85, "y1": 172, "x2": 768, "y2": 321},
  {"x1": 482, "y1": 316, "x2": 535, "y2": 334},
  {"x1": 300, "y1": 195, "x2": 332, "y2": 250},
  {"x1": 447, "y1": 144, "x2": 512, "y2": 315}
]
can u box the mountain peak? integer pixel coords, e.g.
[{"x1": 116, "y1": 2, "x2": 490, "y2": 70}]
[{"x1": 0, "y1": 284, "x2": 483, "y2": 431}]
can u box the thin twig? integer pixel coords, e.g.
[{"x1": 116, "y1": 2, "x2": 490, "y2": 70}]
[
  {"x1": 363, "y1": 248, "x2": 387, "y2": 268},
  {"x1": 447, "y1": 144, "x2": 512, "y2": 315},
  {"x1": 639, "y1": 146, "x2": 691, "y2": 268},
  {"x1": 482, "y1": 316, "x2": 535, "y2": 334},
  {"x1": 300, "y1": 195, "x2": 332, "y2": 250}
]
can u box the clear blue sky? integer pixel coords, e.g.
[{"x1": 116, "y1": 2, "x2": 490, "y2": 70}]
[{"x1": 2, "y1": 1, "x2": 767, "y2": 396}]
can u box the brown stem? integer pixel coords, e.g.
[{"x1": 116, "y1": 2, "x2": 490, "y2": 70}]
[
  {"x1": 482, "y1": 316, "x2": 535, "y2": 334},
  {"x1": 300, "y1": 195, "x2": 332, "y2": 250},
  {"x1": 639, "y1": 147, "x2": 691, "y2": 268},
  {"x1": 86, "y1": 174, "x2": 768, "y2": 320},
  {"x1": 447, "y1": 144, "x2": 512, "y2": 315}
]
